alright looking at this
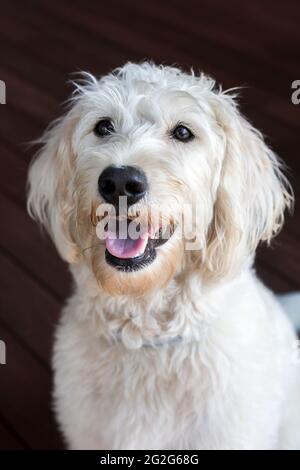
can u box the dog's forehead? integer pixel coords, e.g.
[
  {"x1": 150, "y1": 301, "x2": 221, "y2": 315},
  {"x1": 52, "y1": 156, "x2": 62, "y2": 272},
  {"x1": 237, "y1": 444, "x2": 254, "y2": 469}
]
[
  {"x1": 122, "y1": 76, "x2": 199, "y2": 103},
  {"x1": 96, "y1": 77, "x2": 202, "y2": 123}
]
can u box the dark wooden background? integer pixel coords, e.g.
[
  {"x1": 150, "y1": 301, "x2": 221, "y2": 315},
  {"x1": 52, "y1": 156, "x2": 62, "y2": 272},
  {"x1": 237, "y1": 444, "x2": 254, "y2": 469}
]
[{"x1": 0, "y1": 0, "x2": 299, "y2": 449}]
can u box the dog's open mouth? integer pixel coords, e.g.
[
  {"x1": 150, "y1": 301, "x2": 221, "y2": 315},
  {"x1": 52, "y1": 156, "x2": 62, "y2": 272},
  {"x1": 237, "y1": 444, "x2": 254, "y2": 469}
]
[{"x1": 104, "y1": 218, "x2": 174, "y2": 272}]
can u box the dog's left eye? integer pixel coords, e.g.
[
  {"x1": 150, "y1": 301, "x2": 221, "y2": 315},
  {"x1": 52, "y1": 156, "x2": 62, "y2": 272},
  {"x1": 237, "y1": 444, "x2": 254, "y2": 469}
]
[
  {"x1": 172, "y1": 125, "x2": 194, "y2": 142},
  {"x1": 94, "y1": 119, "x2": 115, "y2": 137}
]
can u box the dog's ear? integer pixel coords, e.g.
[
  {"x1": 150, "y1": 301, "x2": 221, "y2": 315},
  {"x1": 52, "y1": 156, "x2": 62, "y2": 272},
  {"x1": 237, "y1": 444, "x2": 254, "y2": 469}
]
[
  {"x1": 202, "y1": 92, "x2": 293, "y2": 281},
  {"x1": 27, "y1": 113, "x2": 80, "y2": 264}
]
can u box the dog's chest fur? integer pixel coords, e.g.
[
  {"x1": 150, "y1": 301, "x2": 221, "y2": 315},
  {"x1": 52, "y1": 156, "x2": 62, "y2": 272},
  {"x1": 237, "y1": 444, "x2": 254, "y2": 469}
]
[
  {"x1": 54, "y1": 312, "x2": 227, "y2": 449},
  {"x1": 53, "y1": 269, "x2": 294, "y2": 449},
  {"x1": 53, "y1": 272, "x2": 223, "y2": 448}
]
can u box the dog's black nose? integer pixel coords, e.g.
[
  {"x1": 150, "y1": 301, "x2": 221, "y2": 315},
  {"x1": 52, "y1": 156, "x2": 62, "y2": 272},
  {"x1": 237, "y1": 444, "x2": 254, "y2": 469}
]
[{"x1": 98, "y1": 165, "x2": 148, "y2": 206}]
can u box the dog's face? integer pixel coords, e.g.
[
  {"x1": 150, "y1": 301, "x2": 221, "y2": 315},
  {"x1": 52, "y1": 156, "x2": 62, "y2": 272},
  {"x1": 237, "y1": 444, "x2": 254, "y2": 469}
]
[{"x1": 27, "y1": 63, "x2": 292, "y2": 296}]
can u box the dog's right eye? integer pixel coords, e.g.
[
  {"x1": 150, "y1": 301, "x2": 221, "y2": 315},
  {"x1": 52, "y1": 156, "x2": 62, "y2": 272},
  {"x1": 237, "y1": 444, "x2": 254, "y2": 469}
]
[
  {"x1": 94, "y1": 119, "x2": 115, "y2": 137},
  {"x1": 172, "y1": 124, "x2": 194, "y2": 142}
]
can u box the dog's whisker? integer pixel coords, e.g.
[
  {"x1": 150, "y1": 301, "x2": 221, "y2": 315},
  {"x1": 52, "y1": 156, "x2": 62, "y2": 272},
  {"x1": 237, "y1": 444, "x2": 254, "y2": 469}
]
[{"x1": 80, "y1": 242, "x2": 103, "y2": 254}]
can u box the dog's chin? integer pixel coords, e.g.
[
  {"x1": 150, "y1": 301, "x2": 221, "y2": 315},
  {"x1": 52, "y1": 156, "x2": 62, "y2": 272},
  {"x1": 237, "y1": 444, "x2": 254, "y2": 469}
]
[
  {"x1": 92, "y1": 233, "x2": 182, "y2": 296},
  {"x1": 105, "y1": 245, "x2": 156, "y2": 272}
]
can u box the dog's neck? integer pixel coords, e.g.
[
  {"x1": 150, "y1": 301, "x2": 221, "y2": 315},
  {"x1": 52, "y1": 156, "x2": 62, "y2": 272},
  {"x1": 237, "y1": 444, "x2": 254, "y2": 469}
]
[{"x1": 71, "y1": 264, "x2": 221, "y2": 349}]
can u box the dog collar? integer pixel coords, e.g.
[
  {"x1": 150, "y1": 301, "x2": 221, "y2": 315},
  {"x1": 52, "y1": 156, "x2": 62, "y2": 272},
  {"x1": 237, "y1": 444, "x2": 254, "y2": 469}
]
[{"x1": 111, "y1": 329, "x2": 184, "y2": 348}]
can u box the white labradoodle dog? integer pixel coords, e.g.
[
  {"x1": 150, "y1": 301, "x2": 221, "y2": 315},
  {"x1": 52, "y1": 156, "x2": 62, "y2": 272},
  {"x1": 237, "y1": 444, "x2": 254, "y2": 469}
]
[{"x1": 27, "y1": 62, "x2": 300, "y2": 450}]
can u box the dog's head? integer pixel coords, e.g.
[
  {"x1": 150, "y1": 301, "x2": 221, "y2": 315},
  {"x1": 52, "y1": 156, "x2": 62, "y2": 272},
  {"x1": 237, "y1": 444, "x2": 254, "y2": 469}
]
[{"x1": 27, "y1": 62, "x2": 292, "y2": 296}]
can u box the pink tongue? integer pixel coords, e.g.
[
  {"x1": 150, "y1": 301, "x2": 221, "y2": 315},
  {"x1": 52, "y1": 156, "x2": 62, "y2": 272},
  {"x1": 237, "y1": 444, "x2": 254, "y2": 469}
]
[{"x1": 105, "y1": 231, "x2": 149, "y2": 259}]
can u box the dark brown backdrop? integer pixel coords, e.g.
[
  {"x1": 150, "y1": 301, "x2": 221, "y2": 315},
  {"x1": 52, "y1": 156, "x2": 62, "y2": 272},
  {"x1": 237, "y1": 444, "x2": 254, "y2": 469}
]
[{"x1": 0, "y1": 0, "x2": 299, "y2": 449}]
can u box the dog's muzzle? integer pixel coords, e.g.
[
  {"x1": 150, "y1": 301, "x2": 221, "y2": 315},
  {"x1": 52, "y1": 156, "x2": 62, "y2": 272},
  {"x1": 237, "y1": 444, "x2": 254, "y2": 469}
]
[{"x1": 97, "y1": 165, "x2": 175, "y2": 272}]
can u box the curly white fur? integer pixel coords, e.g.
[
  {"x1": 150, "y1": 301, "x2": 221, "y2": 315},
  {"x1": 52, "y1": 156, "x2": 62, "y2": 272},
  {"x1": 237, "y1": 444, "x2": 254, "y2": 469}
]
[{"x1": 27, "y1": 62, "x2": 300, "y2": 449}]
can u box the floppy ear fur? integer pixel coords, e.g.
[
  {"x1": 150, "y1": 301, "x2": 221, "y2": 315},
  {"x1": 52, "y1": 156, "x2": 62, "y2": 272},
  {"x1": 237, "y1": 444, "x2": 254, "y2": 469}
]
[
  {"x1": 27, "y1": 114, "x2": 80, "y2": 264},
  {"x1": 203, "y1": 92, "x2": 293, "y2": 280}
]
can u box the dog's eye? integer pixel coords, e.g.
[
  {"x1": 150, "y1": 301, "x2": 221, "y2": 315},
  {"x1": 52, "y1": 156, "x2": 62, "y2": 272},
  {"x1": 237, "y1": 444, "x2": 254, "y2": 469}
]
[
  {"x1": 172, "y1": 125, "x2": 194, "y2": 142},
  {"x1": 94, "y1": 119, "x2": 115, "y2": 137}
]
